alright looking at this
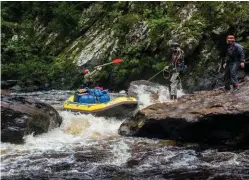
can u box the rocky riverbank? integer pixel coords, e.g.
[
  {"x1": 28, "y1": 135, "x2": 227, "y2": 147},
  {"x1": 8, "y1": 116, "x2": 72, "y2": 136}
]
[{"x1": 119, "y1": 78, "x2": 249, "y2": 147}]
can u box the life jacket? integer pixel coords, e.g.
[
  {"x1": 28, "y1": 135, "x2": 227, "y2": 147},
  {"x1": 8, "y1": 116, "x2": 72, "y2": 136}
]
[{"x1": 172, "y1": 49, "x2": 184, "y2": 65}]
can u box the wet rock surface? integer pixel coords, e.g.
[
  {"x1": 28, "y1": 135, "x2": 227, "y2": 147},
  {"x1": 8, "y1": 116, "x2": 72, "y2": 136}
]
[
  {"x1": 1, "y1": 80, "x2": 19, "y2": 89},
  {"x1": 119, "y1": 79, "x2": 249, "y2": 146},
  {"x1": 1, "y1": 95, "x2": 62, "y2": 143}
]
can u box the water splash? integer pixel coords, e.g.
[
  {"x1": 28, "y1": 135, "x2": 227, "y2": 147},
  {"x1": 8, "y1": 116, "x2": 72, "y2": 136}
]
[
  {"x1": 130, "y1": 82, "x2": 185, "y2": 109},
  {"x1": 1, "y1": 112, "x2": 123, "y2": 155},
  {"x1": 2, "y1": 90, "x2": 248, "y2": 179}
]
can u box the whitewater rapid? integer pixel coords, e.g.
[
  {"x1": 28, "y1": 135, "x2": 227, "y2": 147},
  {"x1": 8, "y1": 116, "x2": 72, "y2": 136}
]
[
  {"x1": 1, "y1": 83, "x2": 180, "y2": 156},
  {"x1": 2, "y1": 85, "x2": 248, "y2": 179}
]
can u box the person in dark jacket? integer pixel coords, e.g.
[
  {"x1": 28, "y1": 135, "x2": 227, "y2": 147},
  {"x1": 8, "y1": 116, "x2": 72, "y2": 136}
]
[{"x1": 223, "y1": 35, "x2": 245, "y2": 91}]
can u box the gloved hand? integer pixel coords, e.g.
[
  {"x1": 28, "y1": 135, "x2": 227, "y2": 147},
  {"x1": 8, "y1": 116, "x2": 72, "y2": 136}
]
[
  {"x1": 223, "y1": 63, "x2": 227, "y2": 69},
  {"x1": 179, "y1": 63, "x2": 186, "y2": 71},
  {"x1": 96, "y1": 66, "x2": 102, "y2": 71},
  {"x1": 164, "y1": 66, "x2": 169, "y2": 70},
  {"x1": 169, "y1": 62, "x2": 175, "y2": 69}
]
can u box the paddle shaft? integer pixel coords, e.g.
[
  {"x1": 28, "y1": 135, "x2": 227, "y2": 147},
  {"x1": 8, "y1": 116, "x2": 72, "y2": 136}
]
[
  {"x1": 96, "y1": 62, "x2": 114, "y2": 68},
  {"x1": 94, "y1": 59, "x2": 123, "y2": 69}
]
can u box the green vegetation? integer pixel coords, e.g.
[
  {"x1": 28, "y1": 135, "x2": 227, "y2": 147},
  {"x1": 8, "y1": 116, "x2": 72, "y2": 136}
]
[{"x1": 1, "y1": 2, "x2": 249, "y2": 90}]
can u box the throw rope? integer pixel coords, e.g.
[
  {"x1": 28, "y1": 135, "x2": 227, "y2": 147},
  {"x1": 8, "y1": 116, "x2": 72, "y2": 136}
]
[
  {"x1": 148, "y1": 49, "x2": 184, "y2": 89},
  {"x1": 148, "y1": 69, "x2": 166, "y2": 81}
]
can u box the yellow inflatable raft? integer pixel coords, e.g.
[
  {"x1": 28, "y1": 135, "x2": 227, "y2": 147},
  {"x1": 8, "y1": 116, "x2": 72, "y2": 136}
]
[{"x1": 63, "y1": 95, "x2": 138, "y2": 118}]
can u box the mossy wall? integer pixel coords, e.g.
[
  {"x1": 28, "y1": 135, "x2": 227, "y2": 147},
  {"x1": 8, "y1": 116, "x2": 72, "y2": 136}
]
[{"x1": 1, "y1": 2, "x2": 249, "y2": 91}]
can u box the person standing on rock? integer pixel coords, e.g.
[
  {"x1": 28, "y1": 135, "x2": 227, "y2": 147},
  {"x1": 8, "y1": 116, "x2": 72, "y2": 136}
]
[
  {"x1": 223, "y1": 35, "x2": 245, "y2": 91},
  {"x1": 165, "y1": 42, "x2": 185, "y2": 101}
]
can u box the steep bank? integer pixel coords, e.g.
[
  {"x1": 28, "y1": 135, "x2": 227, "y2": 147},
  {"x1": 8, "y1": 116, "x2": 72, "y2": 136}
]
[
  {"x1": 1, "y1": 2, "x2": 249, "y2": 91},
  {"x1": 119, "y1": 78, "x2": 249, "y2": 147}
]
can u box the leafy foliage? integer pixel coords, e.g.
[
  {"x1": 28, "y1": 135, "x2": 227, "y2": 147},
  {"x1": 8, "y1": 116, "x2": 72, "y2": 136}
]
[
  {"x1": 1, "y1": 1, "x2": 249, "y2": 90},
  {"x1": 1, "y1": 2, "x2": 85, "y2": 88}
]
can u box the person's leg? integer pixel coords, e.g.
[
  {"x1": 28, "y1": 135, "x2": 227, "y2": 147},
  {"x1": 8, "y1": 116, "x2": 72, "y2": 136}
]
[
  {"x1": 224, "y1": 65, "x2": 231, "y2": 90},
  {"x1": 230, "y1": 62, "x2": 240, "y2": 90},
  {"x1": 170, "y1": 72, "x2": 179, "y2": 99},
  {"x1": 169, "y1": 84, "x2": 173, "y2": 100}
]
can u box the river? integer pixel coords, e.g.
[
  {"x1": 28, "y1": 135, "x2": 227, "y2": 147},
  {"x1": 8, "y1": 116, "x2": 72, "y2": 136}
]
[{"x1": 1, "y1": 85, "x2": 249, "y2": 180}]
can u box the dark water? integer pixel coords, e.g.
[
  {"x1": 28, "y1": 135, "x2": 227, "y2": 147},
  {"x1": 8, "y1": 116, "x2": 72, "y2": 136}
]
[{"x1": 1, "y1": 90, "x2": 249, "y2": 180}]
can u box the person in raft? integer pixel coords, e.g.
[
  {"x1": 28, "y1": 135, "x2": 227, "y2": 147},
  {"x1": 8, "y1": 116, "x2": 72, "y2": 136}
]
[{"x1": 73, "y1": 66, "x2": 103, "y2": 102}]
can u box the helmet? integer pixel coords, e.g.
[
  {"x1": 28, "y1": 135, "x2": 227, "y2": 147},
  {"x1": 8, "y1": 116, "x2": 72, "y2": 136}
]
[
  {"x1": 171, "y1": 42, "x2": 180, "y2": 47},
  {"x1": 83, "y1": 69, "x2": 89, "y2": 74},
  {"x1": 227, "y1": 35, "x2": 235, "y2": 42}
]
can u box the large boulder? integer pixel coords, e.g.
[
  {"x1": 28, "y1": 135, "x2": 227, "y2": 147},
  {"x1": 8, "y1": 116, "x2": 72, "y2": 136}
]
[
  {"x1": 119, "y1": 79, "x2": 249, "y2": 146},
  {"x1": 127, "y1": 80, "x2": 163, "y2": 98},
  {"x1": 1, "y1": 95, "x2": 62, "y2": 144}
]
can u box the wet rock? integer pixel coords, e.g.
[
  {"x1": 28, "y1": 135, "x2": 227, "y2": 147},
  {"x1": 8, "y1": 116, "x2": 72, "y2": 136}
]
[
  {"x1": 21, "y1": 85, "x2": 39, "y2": 92},
  {"x1": 1, "y1": 80, "x2": 19, "y2": 89},
  {"x1": 1, "y1": 95, "x2": 62, "y2": 144},
  {"x1": 1, "y1": 79, "x2": 46, "y2": 92},
  {"x1": 119, "y1": 79, "x2": 249, "y2": 146},
  {"x1": 10, "y1": 85, "x2": 22, "y2": 91},
  {"x1": 0, "y1": 89, "x2": 10, "y2": 95}
]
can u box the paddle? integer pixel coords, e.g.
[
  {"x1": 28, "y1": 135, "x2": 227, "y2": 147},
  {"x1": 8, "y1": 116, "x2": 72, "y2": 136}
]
[{"x1": 95, "y1": 58, "x2": 123, "y2": 68}]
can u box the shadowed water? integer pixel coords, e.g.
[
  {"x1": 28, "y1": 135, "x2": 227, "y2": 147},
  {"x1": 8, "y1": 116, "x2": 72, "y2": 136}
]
[{"x1": 1, "y1": 87, "x2": 248, "y2": 180}]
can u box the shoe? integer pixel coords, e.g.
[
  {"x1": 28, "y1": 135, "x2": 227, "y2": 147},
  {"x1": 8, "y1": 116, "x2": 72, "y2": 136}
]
[
  {"x1": 233, "y1": 87, "x2": 240, "y2": 92},
  {"x1": 232, "y1": 83, "x2": 239, "y2": 92}
]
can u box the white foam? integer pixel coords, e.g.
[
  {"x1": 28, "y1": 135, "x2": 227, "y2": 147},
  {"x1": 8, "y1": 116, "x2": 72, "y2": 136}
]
[
  {"x1": 1, "y1": 87, "x2": 186, "y2": 173},
  {"x1": 132, "y1": 83, "x2": 185, "y2": 109},
  {"x1": 107, "y1": 139, "x2": 131, "y2": 165},
  {"x1": 1, "y1": 111, "x2": 123, "y2": 154},
  {"x1": 5, "y1": 84, "x2": 185, "y2": 153}
]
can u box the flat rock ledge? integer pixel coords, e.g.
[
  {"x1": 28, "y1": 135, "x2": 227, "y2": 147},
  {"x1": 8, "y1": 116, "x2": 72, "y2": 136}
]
[{"x1": 119, "y1": 79, "x2": 249, "y2": 146}]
